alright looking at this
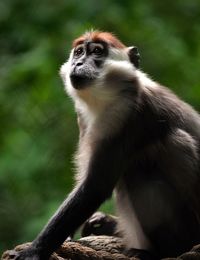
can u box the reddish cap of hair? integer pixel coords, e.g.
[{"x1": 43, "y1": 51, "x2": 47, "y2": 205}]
[{"x1": 72, "y1": 30, "x2": 126, "y2": 49}]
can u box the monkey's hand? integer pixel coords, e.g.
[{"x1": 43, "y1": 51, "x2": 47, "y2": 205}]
[{"x1": 4, "y1": 247, "x2": 44, "y2": 260}]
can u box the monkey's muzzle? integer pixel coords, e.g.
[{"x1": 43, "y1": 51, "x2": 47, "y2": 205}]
[
  {"x1": 70, "y1": 64, "x2": 97, "y2": 90},
  {"x1": 70, "y1": 73, "x2": 93, "y2": 90}
]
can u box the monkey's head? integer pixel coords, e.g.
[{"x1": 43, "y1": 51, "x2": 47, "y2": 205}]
[{"x1": 60, "y1": 31, "x2": 140, "y2": 100}]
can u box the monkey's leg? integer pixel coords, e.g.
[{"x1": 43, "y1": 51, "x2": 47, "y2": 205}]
[{"x1": 81, "y1": 212, "x2": 157, "y2": 260}]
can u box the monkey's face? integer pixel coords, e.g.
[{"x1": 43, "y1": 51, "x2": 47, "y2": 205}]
[
  {"x1": 60, "y1": 32, "x2": 140, "y2": 102},
  {"x1": 69, "y1": 41, "x2": 108, "y2": 90}
]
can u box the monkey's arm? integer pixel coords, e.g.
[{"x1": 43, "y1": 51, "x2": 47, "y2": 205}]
[{"x1": 15, "y1": 136, "x2": 126, "y2": 260}]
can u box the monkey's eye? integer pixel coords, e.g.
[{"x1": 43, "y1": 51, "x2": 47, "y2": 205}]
[
  {"x1": 74, "y1": 47, "x2": 84, "y2": 57},
  {"x1": 93, "y1": 46, "x2": 104, "y2": 56}
]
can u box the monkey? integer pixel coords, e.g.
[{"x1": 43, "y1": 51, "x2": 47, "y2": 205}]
[{"x1": 10, "y1": 30, "x2": 200, "y2": 260}]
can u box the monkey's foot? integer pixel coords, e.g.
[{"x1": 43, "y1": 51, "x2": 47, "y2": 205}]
[{"x1": 81, "y1": 211, "x2": 119, "y2": 237}]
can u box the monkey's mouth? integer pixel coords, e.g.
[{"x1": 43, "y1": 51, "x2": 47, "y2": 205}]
[{"x1": 70, "y1": 73, "x2": 95, "y2": 90}]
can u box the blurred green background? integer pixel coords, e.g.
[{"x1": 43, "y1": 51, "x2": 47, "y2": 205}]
[{"x1": 1, "y1": 0, "x2": 200, "y2": 254}]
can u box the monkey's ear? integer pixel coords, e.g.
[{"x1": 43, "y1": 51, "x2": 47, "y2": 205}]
[{"x1": 128, "y1": 46, "x2": 140, "y2": 68}]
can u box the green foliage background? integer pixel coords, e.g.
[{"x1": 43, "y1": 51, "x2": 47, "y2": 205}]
[{"x1": 0, "y1": 0, "x2": 200, "y2": 254}]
